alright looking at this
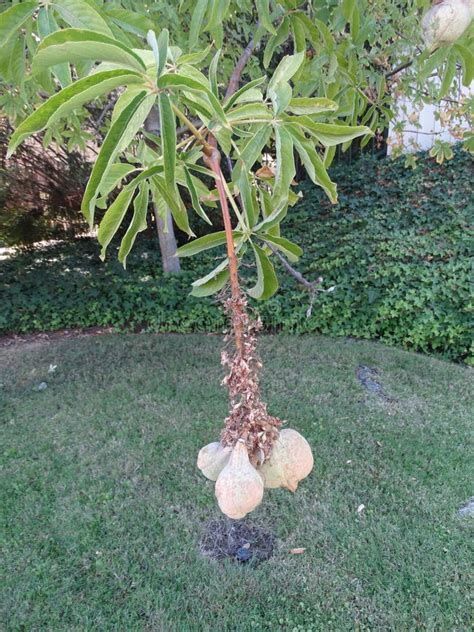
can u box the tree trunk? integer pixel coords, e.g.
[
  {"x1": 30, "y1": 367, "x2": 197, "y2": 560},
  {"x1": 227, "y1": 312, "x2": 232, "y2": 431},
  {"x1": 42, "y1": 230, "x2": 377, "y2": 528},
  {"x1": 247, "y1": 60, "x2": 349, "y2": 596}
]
[{"x1": 144, "y1": 106, "x2": 181, "y2": 273}]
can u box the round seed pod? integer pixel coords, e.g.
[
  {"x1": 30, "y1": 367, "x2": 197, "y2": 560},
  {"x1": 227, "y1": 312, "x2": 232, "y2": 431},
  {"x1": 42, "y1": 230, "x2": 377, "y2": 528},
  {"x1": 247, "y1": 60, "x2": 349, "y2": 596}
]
[
  {"x1": 197, "y1": 441, "x2": 231, "y2": 481},
  {"x1": 215, "y1": 441, "x2": 264, "y2": 520},
  {"x1": 422, "y1": 0, "x2": 473, "y2": 47},
  {"x1": 258, "y1": 428, "x2": 313, "y2": 492}
]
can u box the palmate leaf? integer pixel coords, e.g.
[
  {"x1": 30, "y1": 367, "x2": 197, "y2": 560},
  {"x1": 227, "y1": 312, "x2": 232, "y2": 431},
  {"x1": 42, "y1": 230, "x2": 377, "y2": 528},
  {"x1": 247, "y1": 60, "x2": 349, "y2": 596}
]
[
  {"x1": 7, "y1": 70, "x2": 145, "y2": 156},
  {"x1": 248, "y1": 242, "x2": 278, "y2": 300},
  {"x1": 81, "y1": 90, "x2": 152, "y2": 225},
  {"x1": 0, "y1": 1, "x2": 37, "y2": 48},
  {"x1": 32, "y1": 29, "x2": 147, "y2": 74}
]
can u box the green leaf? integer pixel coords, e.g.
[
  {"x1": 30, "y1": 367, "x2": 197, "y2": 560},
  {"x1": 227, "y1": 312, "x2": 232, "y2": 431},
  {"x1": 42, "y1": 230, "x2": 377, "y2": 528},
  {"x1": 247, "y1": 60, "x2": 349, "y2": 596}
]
[
  {"x1": 268, "y1": 82, "x2": 292, "y2": 115},
  {"x1": 248, "y1": 242, "x2": 279, "y2": 300},
  {"x1": 236, "y1": 170, "x2": 259, "y2": 228},
  {"x1": 296, "y1": 118, "x2": 372, "y2": 146},
  {"x1": 298, "y1": 13, "x2": 334, "y2": 51},
  {"x1": 224, "y1": 77, "x2": 266, "y2": 110},
  {"x1": 263, "y1": 16, "x2": 289, "y2": 68},
  {"x1": 454, "y1": 43, "x2": 474, "y2": 86},
  {"x1": 81, "y1": 91, "x2": 150, "y2": 225},
  {"x1": 183, "y1": 166, "x2": 212, "y2": 225},
  {"x1": 111, "y1": 85, "x2": 147, "y2": 124},
  {"x1": 253, "y1": 201, "x2": 287, "y2": 233},
  {"x1": 256, "y1": 0, "x2": 276, "y2": 35},
  {"x1": 439, "y1": 49, "x2": 457, "y2": 98},
  {"x1": 233, "y1": 125, "x2": 272, "y2": 179},
  {"x1": 256, "y1": 233, "x2": 302, "y2": 262},
  {"x1": 288, "y1": 125, "x2": 337, "y2": 203},
  {"x1": 226, "y1": 103, "x2": 273, "y2": 121},
  {"x1": 0, "y1": 1, "x2": 37, "y2": 48},
  {"x1": 267, "y1": 52, "x2": 305, "y2": 92},
  {"x1": 52, "y1": 0, "x2": 112, "y2": 36},
  {"x1": 191, "y1": 266, "x2": 229, "y2": 297},
  {"x1": 209, "y1": 49, "x2": 221, "y2": 97},
  {"x1": 98, "y1": 162, "x2": 138, "y2": 197},
  {"x1": 103, "y1": 7, "x2": 154, "y2": 37},
  {"x1": 287, "y1": 97, "x2": 338, "y2": 116},
  {"x1": 189, "y1": 0, "x2": 209, "y2": 50},
  {"x1": 32, "y1": 29, "x2": 147, "y2": 74},
  {"x1": 37, "y1": 7, "x2": 71, "y2": 88},
  {"x1": 158, "y1": 73, "x2": 227, "y2": 126},
  {"x1": 118, "y1": 181, "x2": 149, "y2": 267},
  {"x1": 177, "y1": 230, "x2": 242, "y2": 257},
  {"x1": 157, "y1": 28, "x2": 169, "y2": 77},
  {"x1": 8, "y1": 70, "x2": 145, "y2": 156},
  {"x1": 152, "y1": 175, "x2": 193, "y2": 236},
  {"x1": 158, "y1": 94, "x2": 176, "y2": 191},
  {"x1": 273, "y1": 124, "x2": 295, "y2": 206},
  {"x1": 98, "y1": 185, "x2": 137, "y2": 260}
]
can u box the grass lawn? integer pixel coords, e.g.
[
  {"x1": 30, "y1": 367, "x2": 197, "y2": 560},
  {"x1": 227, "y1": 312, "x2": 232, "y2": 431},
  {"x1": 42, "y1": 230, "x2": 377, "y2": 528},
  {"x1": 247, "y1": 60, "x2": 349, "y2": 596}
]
[{"x1": 1, "y1": 333, "x2": 473, "y2": 630}]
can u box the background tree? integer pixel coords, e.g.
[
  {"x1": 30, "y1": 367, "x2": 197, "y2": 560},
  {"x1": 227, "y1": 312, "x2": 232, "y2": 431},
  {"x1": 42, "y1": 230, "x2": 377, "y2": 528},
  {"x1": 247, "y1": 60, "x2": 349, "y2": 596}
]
[
  {"x1": 2, "y1": 0, "x2": 473, "y2": 517},
  {"x1": 1, "y1": 1, "x2": 472, "y2": 253}
]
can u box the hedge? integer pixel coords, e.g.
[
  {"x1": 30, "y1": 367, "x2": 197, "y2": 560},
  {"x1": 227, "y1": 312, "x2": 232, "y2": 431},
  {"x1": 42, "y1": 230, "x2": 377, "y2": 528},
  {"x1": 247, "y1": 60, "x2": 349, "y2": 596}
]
[{"x1": 1, "y1": 146, "x2": 472, "y2": 363}]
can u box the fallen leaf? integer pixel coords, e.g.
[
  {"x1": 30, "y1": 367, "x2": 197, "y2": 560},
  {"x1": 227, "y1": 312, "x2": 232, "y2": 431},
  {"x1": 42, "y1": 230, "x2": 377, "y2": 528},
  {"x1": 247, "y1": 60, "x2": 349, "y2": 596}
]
[{"x1": 290, "y1": 548, "x2": 306, "y2": 554}]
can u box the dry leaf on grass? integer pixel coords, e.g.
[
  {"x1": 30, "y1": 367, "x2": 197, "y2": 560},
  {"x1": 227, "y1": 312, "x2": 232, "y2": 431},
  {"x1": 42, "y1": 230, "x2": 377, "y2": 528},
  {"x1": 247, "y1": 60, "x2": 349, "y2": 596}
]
[{"x1": 289, "y1": 547, "x2": 306, "y2": 554}]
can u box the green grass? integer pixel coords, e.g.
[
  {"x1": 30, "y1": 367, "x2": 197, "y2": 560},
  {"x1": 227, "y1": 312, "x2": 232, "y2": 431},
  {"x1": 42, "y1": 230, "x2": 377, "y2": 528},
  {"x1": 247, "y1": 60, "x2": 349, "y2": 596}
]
[{"x1": 1, "y1": 333, "x2": 473, "y2": 631}]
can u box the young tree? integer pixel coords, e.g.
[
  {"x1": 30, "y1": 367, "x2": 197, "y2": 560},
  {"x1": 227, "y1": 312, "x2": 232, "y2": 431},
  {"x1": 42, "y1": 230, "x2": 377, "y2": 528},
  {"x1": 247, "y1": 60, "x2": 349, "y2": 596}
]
[{"x1": 2, "y1": 0, "x2": 472, "y2": 518}]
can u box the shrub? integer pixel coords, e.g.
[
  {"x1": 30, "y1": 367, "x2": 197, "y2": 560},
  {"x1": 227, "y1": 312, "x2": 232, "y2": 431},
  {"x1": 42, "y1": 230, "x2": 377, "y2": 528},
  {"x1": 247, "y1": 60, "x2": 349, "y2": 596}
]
[{"x1": 0, "y1": 147, "x2": 472, "y2": 363}]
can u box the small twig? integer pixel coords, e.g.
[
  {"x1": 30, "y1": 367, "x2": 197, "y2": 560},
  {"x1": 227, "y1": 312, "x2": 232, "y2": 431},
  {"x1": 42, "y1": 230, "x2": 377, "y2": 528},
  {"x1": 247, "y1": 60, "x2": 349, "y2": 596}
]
[
  {"x1": 224, "y1": 24, "x2": 260, "y2": 101},
  {"x1": 268, "y1": 245, "x2": 320, "y2": 290},
  {"x1": 385, "y1": 59, "x2": 413, "y2": 79}
]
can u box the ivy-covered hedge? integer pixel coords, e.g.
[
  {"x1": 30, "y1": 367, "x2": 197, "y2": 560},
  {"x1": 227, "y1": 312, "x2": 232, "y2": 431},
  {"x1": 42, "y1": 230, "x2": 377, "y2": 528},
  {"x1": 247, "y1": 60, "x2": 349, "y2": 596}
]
[{"x1": 1, "y1": 147, "x2": 472, "y2": 363}]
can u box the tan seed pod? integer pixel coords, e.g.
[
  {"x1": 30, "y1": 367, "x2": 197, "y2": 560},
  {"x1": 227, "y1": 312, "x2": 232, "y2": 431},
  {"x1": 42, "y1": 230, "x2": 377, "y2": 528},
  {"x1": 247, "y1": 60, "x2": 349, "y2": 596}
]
[
  {"x1": 197, "y1": 441, "x2": 231, "y2": 481},
  {"x1": 215, "y1": 441, "x2": 264, "y2": 520},
  {"x1": 422, "y1": 0, "x2": 473, "y2": 47},
  {"x1": 258, "y1": 428, "x2": 313, "y2": 492}
]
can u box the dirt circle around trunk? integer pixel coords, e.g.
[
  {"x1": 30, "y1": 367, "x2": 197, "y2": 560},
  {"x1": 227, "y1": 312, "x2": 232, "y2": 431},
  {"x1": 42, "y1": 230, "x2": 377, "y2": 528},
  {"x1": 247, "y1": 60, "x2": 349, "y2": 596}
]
[{"x1": 199, "y1": 517, "x2": 276, "y2": 566}]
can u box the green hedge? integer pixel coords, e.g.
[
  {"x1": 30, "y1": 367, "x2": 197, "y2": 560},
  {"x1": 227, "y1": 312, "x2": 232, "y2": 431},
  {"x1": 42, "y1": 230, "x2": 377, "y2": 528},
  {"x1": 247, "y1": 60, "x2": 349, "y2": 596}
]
[{"x1": 1, "y1": 147, "x2": 472, "y2": 363}]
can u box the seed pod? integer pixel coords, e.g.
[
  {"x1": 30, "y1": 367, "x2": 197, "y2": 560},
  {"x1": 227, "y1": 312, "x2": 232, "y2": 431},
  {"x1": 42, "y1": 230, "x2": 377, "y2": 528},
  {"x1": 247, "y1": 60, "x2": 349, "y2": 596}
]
[
  {"x1": 258, "y1": 428, "x2": 313, "y2": 492},
  {"x1": 197, "y1": 441, "x2": 231, "y2": 481},
  {"x1": 422, "y1": 0, "x2": 473, "y2": 47},
  {"x1": 215, "y1": 441, "x2": 264, "y2": 520}
]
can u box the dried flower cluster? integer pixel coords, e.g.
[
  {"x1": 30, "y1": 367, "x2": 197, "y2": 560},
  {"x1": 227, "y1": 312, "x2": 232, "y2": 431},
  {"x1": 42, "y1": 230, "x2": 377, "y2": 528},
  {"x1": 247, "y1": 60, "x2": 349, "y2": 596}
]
[{"x1": 219, "y1": 290, "x2": 281, "y2": 466}]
